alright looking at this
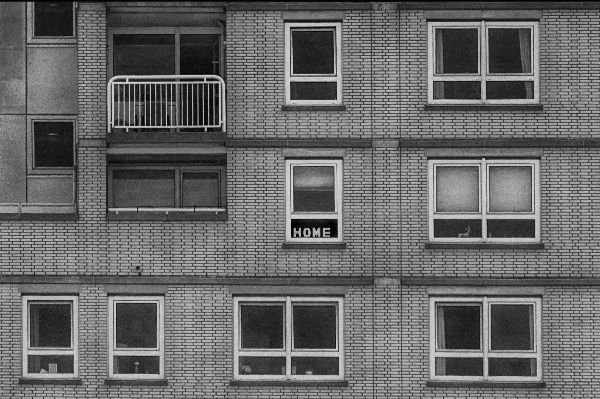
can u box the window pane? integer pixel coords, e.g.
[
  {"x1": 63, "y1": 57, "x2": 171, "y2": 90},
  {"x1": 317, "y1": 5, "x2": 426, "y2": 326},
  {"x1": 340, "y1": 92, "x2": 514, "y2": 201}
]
[
  {"x1": 436, "y1": 166, "x2": 479, "y2": 212},
  {"x1": 292, "y1": 30, "x2": 335, "y2": 75},
  {"x1": 487, "y1": 219, "x2": 535, "y2": 239},
  {"x1": 433, "y1": 81, "x2": 481, "y2": 100},
  {"x1": 434, "y1": 220, "x2": 482, "y2": 239},
  {"x1": 239, "y1": 357, "x2": 286, "y2": 375},
  {"x1": 290, "y1": 219, "x2": 338, "y2": 239},
  {"x1": 112, "y1": 170, "x2": 175, "y2": 208},
  {"x1": 290, "y1": 82, "x2": 337, "y2": 101},
  {"x1": 293, "y1": 166, "x2": 336, "y2": 212},
  {"x1": 292, "y1": 357, "x2": 339, "y2": 375},
  {"x1": 435, "y1": 358, "x2": 483, "y2": 376},
  {"x1": 180, "y1": 34, "x2": 221, "y2": 75},
  {"x1": 182, "y1": 172, "x2": 220, "y2": 207},
  {"x1": 489, "y1": 358, "x2": 537, "y2": 377},
  {"x1": 34, "y1": 122, "x2": 74, "y2": 168},
  {"x1": 115, "y1": 303, "x2": 158, "y2": 349},
  {"x1": 434, "y1": 29, "x2": 478, "y2": 74},
  {"x1": 489, "y1": 166, "x2": 532, "y2": 212},
  {"x1": 113, "y1": 34, "x2": 175, "y2": 76},
  {"x1": 490, "y1": 304, "x2": 534, "y2": 351},
  {"x1": 34, "y1": 2, "x2": 73, "y2": 37},
  {"x1": 240, "y1": 305, "x2": 284, "y2": 349},
  {"x1": 114, "y1": 356, "x2": 160, "y2": 374},
  {"x1": 293, "y1": 305, "x2": 337, "y2": 349},
  {"x1": 28, "y1": 355, "x2": 74, "y2": 374},
  {"x1": 29, "y1": 303, "x2": 71, "y2": 348},
  {"x1": 437, "y1": 305, "x2": 480, "y2": 350},
  {"x1": 487, "y1": 81, "x2": 534, "y2": 100},
  {"x1": 488, "y1": 29, "x2": 532, "y2": 74}
]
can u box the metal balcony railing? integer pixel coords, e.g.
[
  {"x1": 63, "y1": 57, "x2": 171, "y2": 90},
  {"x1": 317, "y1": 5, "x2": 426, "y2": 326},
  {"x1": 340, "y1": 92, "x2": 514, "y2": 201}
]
[{"x1": 107, "y1": 75, "x2": 226, "y2": 133}]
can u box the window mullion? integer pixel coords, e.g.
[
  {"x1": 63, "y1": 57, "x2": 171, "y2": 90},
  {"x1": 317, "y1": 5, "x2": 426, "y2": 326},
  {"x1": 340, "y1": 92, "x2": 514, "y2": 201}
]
[
  {"x1": 481, "y1": 159, "x2": 488, "y2": 242},
  {"x1": 483, "y1": 297, "x2": 489, "y2": 379},
  {"x1": 480, "y1": 21, "x2": 487, "y2": 102},
  {"x1": 286, "y1": 296, "x2": 292, "y2": 378}
]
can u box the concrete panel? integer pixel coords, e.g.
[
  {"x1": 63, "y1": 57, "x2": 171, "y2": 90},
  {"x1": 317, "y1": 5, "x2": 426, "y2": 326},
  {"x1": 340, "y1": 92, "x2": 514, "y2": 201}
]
[
  {"x1": 27, "y1": 47, "x2": 78, "y2": 114},
  {"x1": 0, "y1": 115, "x2": 26, "y2": 203},
  {"x1": 0, "y1": 2, "x2": 26, "y2": 113},
  {"x1": 27, "y1": 175, "x2": 74, "y2": 204}
]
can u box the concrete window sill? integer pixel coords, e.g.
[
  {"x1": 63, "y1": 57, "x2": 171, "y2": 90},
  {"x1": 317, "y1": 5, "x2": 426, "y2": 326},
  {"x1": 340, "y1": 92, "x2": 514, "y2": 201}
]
[
  {"x1": 19, "y1": 378, "x2": 82, "y2": 385},
  {"x1": 104, "y1": 379, "x2": 168, "y2": 386},
  {"x1": 282, "y1": 243, "x2": 347, "y2": 250},
  {"x1": 425, "y1": 243, "x2": 545, "y2": 250},
  {"x1": 230, "y1": 380, "x2": 348, "y2": 387},
  {"x1": 427, "y1": 380, "x2": 546, "y2": 388},
  {"x1": 281, "y1": 105, "x2": 347, "y2": 111}
]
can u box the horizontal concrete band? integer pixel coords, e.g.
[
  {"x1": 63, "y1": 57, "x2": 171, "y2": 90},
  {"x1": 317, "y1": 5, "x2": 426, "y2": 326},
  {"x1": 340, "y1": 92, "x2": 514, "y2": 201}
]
[
  {"x1": 400, "y1": 2, "x2": 600, "y2": 10},
  {"x1": 401, "y1": 139, "x2": 600, "y2": 148},
  {"x1": 227, "y1": 3, "x2": 371, "y2": 11}
]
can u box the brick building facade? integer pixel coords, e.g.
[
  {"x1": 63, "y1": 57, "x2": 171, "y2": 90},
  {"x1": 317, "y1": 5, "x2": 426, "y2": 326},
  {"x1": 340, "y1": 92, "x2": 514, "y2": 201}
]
[{"x1": 0, "y1": 2, "x2": 599, "y2": 398}]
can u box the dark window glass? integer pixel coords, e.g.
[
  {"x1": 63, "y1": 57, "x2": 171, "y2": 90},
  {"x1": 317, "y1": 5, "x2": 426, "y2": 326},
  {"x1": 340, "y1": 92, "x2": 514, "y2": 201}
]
[
  {"x1": 292, "y1": 30, "x2": 335, "y2": 75},
  {"x1": 292, "y1": 357, "x2": 339, "y2": 375},
  {"x1": 490, "y1": 304, "x2": 534, "y2": 351},
  {"x1": 488, "y1": 29, "x2": 531, "y2": 74},
  {"x1": 34, "y1": 122, "x2": 74, "y2": 168},
  {"x1": 293, "y1": 305, "x2": 337, "y2": 349},
  {"x1": 239, "y1": 357, "x2": 286, "y2": 375},
  {"x1": 487, "y1": 81, "x2": 534, "y2": 100},
  {"x1": 113, "y1": 34, "x2": 176, "y2": 76},
  {"x1": 290, "y1": 82, "x2": 337, "y2": 101},
  {"x1": 34, "y1": 2, "x2": 73, "y2": 37},
  {"x1": 29, "y1": 303, "x2": 71, "y2": 348},
  {"x1": 112, "y1": 170, "x2": 175, "y2": 208},
  {"x1": 435, "y1": 358, "x2": 483, "y2": 376},
  {"x1": 433, "y1": 81, "x2": 481, "y2": 100},
  {"x1": 240, "y1": 305, "x2": 284, "y2": 349},
  {"x1": 293, "y1": 166, "x2": 335, "y2": 212},
  {"x1": 434, "y1": 220, "x2": 482, "y2": 239},
  {"x1": 28, "y1": 355, "x2": 74, "y2": 374},
  {"x1": 437, "y1": 305, "x2": 481, "y2": 350},
  {"x1": 487, "y1": 219, "x2": 535, "y2": 239},
  {"x1": 182, "y1": 172, "x2": 220, "y2": 208},
  {"x1": 115, "y1": 303, "x2": 158, "y2": 349},
  {"x1": 435, "y1": 29, "x2": 479, "y2": 74},
  {"x1": 114, "y1": 356, "x2": 160, "y2": 374},
  {"x1": 489, "y1": 358, "x2": 536, "y2": 376},
  {"x1": 180, "y1": 34, "x2": 221, "y2": 75}
]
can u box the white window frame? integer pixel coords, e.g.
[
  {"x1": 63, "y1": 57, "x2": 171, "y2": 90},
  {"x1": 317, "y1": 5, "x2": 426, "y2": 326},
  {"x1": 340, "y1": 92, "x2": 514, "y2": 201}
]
[
  {"x1": 285, "y1": 159, "x2": 343, "y2": 243},
  {"x1": 284, "y1": 22, "x2": 343, "y2": 106},
  {"x1": 430, "y1": 296, "x2": 542, "y2": 382},
  {"x1": 428, "y1": 158, "x2": 540, "y2": 243},
  {"x1": 22, "y1": 296, "x2": 79, "y2": 379},
  {"x1": 27, "y1": 2, "x2": 77, "y2": 44},
  {"x1": 29, "y1": 118, "x2": 76, "y2": 175},
  {"x1": 427, "y1": 21, "x2": 539, "y2": 105},
  {"x1": 108, "y1": 296, "x2": 165, "y2": 380},
  {"x1": 234, "y1": 296, "x2": 344, "y2": 381}
]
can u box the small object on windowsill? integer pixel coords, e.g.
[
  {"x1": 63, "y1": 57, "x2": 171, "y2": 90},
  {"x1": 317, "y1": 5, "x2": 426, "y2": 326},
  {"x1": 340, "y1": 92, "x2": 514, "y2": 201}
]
[
  {"x1": 49, "y1": 363, "x2": 58, "y2": 374},
  {"x1": 305, "y1": 370, "x2": 313, "y2": 375},
  {"x1": 241, "y1": 365, "x2": 252, "y2": 374},
  {"x1": 39, "y1": 368, "x2": 48, "y2": 374},
  {"x1": 458, "y1": 226, "x2": 471, "y2": 238}
]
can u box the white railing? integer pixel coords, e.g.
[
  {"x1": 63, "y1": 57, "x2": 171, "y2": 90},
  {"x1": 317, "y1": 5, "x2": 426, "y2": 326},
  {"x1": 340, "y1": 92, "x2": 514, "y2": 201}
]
[{"x1": 107, "y1": 75, "x2": 226, "y2": 132}]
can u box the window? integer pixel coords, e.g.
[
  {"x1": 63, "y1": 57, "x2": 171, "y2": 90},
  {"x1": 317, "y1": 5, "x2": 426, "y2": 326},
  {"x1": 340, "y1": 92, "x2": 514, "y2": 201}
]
[
  {"x1": 32, "y1": 2, "x2": 75, "y2": 38},
  {"x1": 108, "y1": 296, "x2": 164, "y2": 379},
  {"x1": 285, "y1": 159, "x2": 343, "y2": 243},
  {"x1": 234, "y1": 296, "x2": 344, "y2": 381},
  {"x1": 430, "y1": 297, "x2": 542, "y2": 382},
  {"x1": 22, "y1": 296, "x2": 78, "y2": 379},
  {"x1": 33, "y1": 121, "x2": 74, "y2": 169},
  {"x1": 284, "y1": 22, "x2": 342, "y2": 105},
  {"x1": 428, "y1": 159, "x2": 540, "y2": 243},
  {"x1": 108, "y1": 165, "x2": 226, "y2": 211},
  {"x1": 428, "y1": 21, "x2": 539, "y2": 104}
]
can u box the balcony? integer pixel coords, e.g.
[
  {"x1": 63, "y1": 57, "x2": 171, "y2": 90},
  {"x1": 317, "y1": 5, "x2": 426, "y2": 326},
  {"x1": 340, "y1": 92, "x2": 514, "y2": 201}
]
[{"x1": 107, "y1": 75, "x2": 226, "y2": 134}]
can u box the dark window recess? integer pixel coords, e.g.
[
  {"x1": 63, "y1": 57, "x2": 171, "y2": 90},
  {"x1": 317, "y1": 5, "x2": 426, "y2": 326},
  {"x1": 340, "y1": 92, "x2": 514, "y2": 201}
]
[
  {"x1": 292, "y1": 357, "x2": 339, "y2": 376},
  {"x1": 29, "y1": 304, "x2": 72, "y2": 348},
  {"x1": 435, "y1": 29, "x2": 479, "y2": 74},
  {"x1": 490, "y1": 305, "x2": 533, "y2": 351},
  {"x1": 487, "y1": 81, "x2": 534, "y2": 100},
  {"x1": 112, "y1": 170, "x2": 175, "y2": 208},
  {"x1": 113, "y1": 356, "x2": 160, "y2": 375},
  {"x1": 115, "y1": 303, "x2": 158, "y2": 349},
  {"x1": 240, "y1": 305, "x2": 284, "y2": 349},
  {"x1": 488, "y1": 29, "x2": 531, "y2": 74},
  {"x1": 292, "y1": 30, "x2": 335, "y2": 75},
  {"x1": 488, "y1": 358, "x2": 536, "y2": 377},
  {"x1": 435, "y1": 357, "x2": 484, "y2": 377},
  {"x1": 239, "y1": 356, "x2": 286, "y2": 376},
  {"x1": 437, "y1": 305, "x2": 480, "y2": 350},
  {"x1": 28, "y1": 355, "x2": 74, "y2": 374},
  {"x1": 34, "y1": 2, "x2": 74, "y2": 37},
  {"x1": 34, "y1": 122, "x2": 74, "y2": 168},
  {"x1": 433, "y1": 81, "x2": 481, "y2": 100},
  {"x1": 487, "y1": 220, "x2": 535, "y2": 239},
  {"x1": 290, "y1": 82, "x2": 337, "y2": 101},
  {"x1": 181, "y1": 172, "x2": 220, "y2": 208},
  {"x1": 434, "y1": 220, "x2": 482, "y2": 239},
  {"x1": 290, "y1": 219, "x2": 339, "y2": 239},
  {"x1": 113, "y1": 34, "x2": 176, "y2": 76},
  {"x1": 293, "y1": 305, "x2": 337, "y2": 349}
]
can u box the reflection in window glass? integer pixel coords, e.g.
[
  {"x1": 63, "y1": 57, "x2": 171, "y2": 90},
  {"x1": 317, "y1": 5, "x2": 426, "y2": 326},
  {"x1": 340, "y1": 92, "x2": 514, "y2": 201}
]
[
  {"x1": 115, "y1": 303, "x2": 158, "y2": 349},
  {"x1": 34, "y1": 122, "x2": 74, "y2": 168},
  {"x1": 293, "y1": 166, "x2": 335, "y2": 212},
  {"x1": 436, "y1": 166, "x2": 479, "y2": 213},
  {"x1": 488, "y1": 166, "x2": 532, "y2": 213},
  {"x1": 34, "y1": 2, "x2": 74, "y2": 37}
]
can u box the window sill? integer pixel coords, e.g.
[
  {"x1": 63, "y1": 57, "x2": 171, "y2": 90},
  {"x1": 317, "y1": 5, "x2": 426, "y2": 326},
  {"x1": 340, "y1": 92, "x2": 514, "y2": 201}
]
[
  {"x1": 104, "y1": 379, "x2": 168, "y2": 386},
  {"x1": 282, "y1": 243, "x2": 347, "y2": 250},
  {"x1": 427, "y1": 380, "x2": 546, "y2": 388},
  {"x1": 230, "y1": 380, "x2": 348, "y2": 387},
  {"x1": 425, "y1": 243, "x2": 545, "y2": 250},
  {"x1": 424, "y1": 104, "x2": 543, "y2": 111},
  {"x1": 107, "y1": 210, "x2": 227, "y2": 221},
  {"x1": 19, "y1": 378, "x2": 82, "y2": 385},
  {"x1": 281, "y1": 105, "x2": 346, "y2": 112}
]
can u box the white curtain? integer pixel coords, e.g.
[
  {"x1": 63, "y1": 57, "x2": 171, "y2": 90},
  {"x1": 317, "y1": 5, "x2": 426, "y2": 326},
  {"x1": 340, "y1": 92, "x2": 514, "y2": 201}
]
[
  {"x1": 518, "y1": 29, "x2": 533, "y2": 98},
  {"x1": 434, "y1": 29, "x2": 444, "y2": 99}
]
